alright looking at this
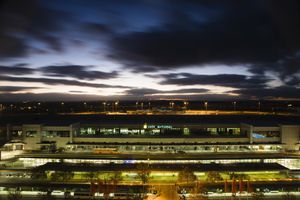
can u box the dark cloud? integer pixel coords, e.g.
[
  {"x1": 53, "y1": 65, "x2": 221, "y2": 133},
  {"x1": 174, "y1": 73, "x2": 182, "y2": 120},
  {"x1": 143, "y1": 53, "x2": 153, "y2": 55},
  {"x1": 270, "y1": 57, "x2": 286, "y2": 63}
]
[
  {"x1": 0, "y1": 92, "x2": 235, "y2": 102},
  {"x1": 0, "y1": 76, "x2": 129, "y2": 89},
  {"x1": 83, "y1": 22, "x2": 113, "y2": 36},
  {"x1": 285, "y1": 76, "x2": 300, "y2": 87},
  {"x1": 0, "y1": 0, "x2": 299, "y2": 100},
  {"x1": 248, "y1": 53, "x2": 300, "y2": 80},
  {"x1": 68, "y1": 90, "x2": 85, "y2": 93},
  {"x1": 166, "y1": 88, "x2": 209, "y2": 93},
  {"x1": 0, "y1": 92, "x2": 120, "y2": 102},
  {"x1": 0, "y1": 32, "x2": 28, "y2": 59},
  {"x1": 0, "y1": 64, "x2": 35, "y2": 75},
  {"x1": 125, "y1": 88, "x2": 209, "y2": 97},
  {"x1": 232, "y1": 86, "x2": 300, "y2": 100},
  {"x1": 107, "y1": 0, "x2": 300, "y2": 79},
  {"x1": 0, "y1": 86, "x2": 41, "y2": 92},
  {"x1": 125, "y1": 88, "x2": 160, "y2": 96},
  {"x1": 40, "y1": 65, "x2": 118, "y2": 80},
  {"x1": 0, "y1": 0, "x2": 72, "y2": 58},
  {"x1": 159, "y1": 73, "x2": 271, "y2": 89},
  {"x1": 0, "y1": 63, "x2": 119, "y2": 80}
]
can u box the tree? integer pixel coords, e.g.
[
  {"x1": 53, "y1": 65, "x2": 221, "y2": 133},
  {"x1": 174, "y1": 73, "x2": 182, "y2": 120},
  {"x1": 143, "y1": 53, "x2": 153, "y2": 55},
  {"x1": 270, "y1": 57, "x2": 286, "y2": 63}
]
[
  {"x1": 49, "y1": 171, "x2": 74, "y2": 181},
  {"x1": 136, "y1": 164, "x2": 151, "y2": 185},
  {"x1": 189, "y1": 182, "x2": 208, "y2": 200},
  {"x1": 62, "y1": 171, "x2": 74, "y2": 181},
  {"x1": 7, "y1": 190, "x2": 22, "y2": 200},
  {"x1": 136, "y1": 164, "x2": 151, "y2": 196},
  {"x1": 108, "y1": 171, "x2": 123, "y2": 187},
  {"x1": 178, "y1": 167, "x2": 197, "y2": 185},
  {"x1": 206, "y1": 171, "x2": 223, "y2": 182},
  {"x1": 50, "y1": 171, "x2": 62, "y2": 181},
  {"x1": 31, "y1": 171, "x2": 47, "y2": 180},
  {"x1": 84, "y1": 171, "x2": 100, "y2": 181},
  {"x1": 103, "y1": 171, "x2": 123, "y2": 183},
  {"x1": 229, "y1": 172, "x2": 250, "y2": 180}
]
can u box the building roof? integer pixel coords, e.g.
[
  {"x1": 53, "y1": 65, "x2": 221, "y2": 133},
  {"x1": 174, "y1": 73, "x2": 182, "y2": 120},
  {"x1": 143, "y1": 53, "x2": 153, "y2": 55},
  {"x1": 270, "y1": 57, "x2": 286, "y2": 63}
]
[
  {"x1": 18, "y1": 152, "x2": 300, "y2": 160},
  {"x1": 34, "y1": 162, "x2": 288, "y2": 172},
  {"x1": 1, "y1": 114, "x2": 300, "y2": 126}
]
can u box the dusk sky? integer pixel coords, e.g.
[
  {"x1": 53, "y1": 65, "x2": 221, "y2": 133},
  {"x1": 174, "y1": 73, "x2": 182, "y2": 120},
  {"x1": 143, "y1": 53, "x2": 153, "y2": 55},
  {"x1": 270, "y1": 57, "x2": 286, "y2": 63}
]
[{"x1": 0, "y1": 0, "x2": 300, "y2": 101}]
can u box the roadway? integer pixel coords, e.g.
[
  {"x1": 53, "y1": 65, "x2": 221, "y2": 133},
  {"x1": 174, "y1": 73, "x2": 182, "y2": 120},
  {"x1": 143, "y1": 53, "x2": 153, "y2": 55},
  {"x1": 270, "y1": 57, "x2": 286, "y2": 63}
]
[
  {"x1": 16, "y1": 151, "x2": 300, "y2": 160},
  {"x1": 189, "y1": 192, "x2": 300, "y2": 200},
  {"x1": 1, "y1": 177, "x2": 300, "y2": 189},
  {"x1": 1, "y1": 191, "x2": 300, "y2": 200}
]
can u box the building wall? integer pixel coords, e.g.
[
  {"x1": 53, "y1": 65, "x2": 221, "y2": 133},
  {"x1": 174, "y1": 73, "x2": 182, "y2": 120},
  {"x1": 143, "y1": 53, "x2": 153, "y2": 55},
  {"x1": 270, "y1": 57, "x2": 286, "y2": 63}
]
[
  {"x1": 240, "y1": 123, "x2": 252, "y2": 143},
  {"x1": 42, "y1": 137, "x2": 70, "y2": 149},
  {"x1": 72, "y1": 137, "x2": 250, "y2": 144},
  {"x1": 281, "y1": 125, "x2": 300, "y2": 151},
  {"x1": 253, "y1": 126, "x2": 280, "y2": 132},
  {"x1": 0, "y1": 126, "x2": 7, "y2": 141},
  {"x1": 22, "y1": 124, "x2": 42, "y2": 150},
  {"x1": 2, "y1": 123, "x2": 300, "y2": 152},
  {"x1": 70, "y1": 123, "x2": 80, "y2": 143}
]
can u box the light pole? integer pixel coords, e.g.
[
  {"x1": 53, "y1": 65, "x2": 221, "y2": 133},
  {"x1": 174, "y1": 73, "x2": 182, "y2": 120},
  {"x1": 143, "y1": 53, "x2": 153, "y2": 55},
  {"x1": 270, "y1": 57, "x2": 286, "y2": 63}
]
[
  {"x1": 103, "y1": 102, "x2": 106, "y2": 112},
  {"x1": 136, "y1": 102, "x2": 139, "y2": 110},
  {"x1": 115, "y1": 101, "x2": 119, "y2": 112},
  {"x1": 183, "y1": 101, "x2": 188, "y2": 109},
  {"x1": 233, "y1": 101, "x2": 236, "y2": 111},
  {"x1": 84, "y1": 102, "x2": 87, "y2": 111},
  {"x1": 37, "y1": 102, "x2": 41, "y2": 112},
  {"x1": 61, "y1": 102, "x2": 64, "y2": 112},
  {"x1": 204, "y1": 102, "x2": 208, "y2": 110},
  {"x1": 170, "y1": 102, "x2": 174, "y2": 109}
]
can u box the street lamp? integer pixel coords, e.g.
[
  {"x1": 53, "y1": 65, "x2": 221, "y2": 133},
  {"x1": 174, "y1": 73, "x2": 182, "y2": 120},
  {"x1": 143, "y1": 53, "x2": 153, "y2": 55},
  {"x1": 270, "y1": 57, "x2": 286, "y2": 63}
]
[
  {"x1": 233, "y1": 101, "x2": 236, "y2": 111},
  {"x1": 169, "y1": 101, "x2": 174, "y2": 109},
  {"x1": 115, "y1": 101, "x2": 119, "y2": 112},
  {"x1": 83, "y1": 102, "x2": 87, "y2": 111},
  {"x1": 61, "y1": 102, "x2": 64, "y2": 112},
  {"x1": 136, "y1": 101, "x2": 139, "y2": 110},
  {"x1": 204, "y1": 102, "x2": 208, "y2": 110},
  {"x1": 103, "y1": 102, "x2": 106, "y2": 112},
  {"x1": 183, "y1": 101, "x2": 188, "y2": 109},
  {"x1": 37, "y1": 102, "x2": 41, "y2": 112}
]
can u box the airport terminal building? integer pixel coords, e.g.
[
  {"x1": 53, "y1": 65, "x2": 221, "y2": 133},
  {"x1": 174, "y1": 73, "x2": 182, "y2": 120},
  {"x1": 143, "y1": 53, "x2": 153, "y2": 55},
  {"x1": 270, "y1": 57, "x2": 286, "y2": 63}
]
[
  {"x1": 1, "y1": 114, "x2": 300, "y2": 154},
  {"x1": 1, "y1": 114, "x2": 300, "y2": 188}
]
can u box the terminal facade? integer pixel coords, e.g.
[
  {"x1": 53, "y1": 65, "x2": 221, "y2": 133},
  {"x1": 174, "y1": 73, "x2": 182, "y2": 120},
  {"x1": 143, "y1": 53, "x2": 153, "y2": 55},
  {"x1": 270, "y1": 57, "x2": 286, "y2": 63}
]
[
  {"x1": 1, "y1": 115, "x2": 300, "y2": 154},
  {"x1": 1, "y1": 115, "x2": 300, "y2": 190}
]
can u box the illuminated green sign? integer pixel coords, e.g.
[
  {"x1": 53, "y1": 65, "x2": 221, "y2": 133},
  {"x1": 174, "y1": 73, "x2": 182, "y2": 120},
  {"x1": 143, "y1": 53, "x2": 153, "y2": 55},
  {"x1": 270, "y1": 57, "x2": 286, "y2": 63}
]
[{"x1": 143, "y1": 123, "x2": 172, "y2": 129}]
